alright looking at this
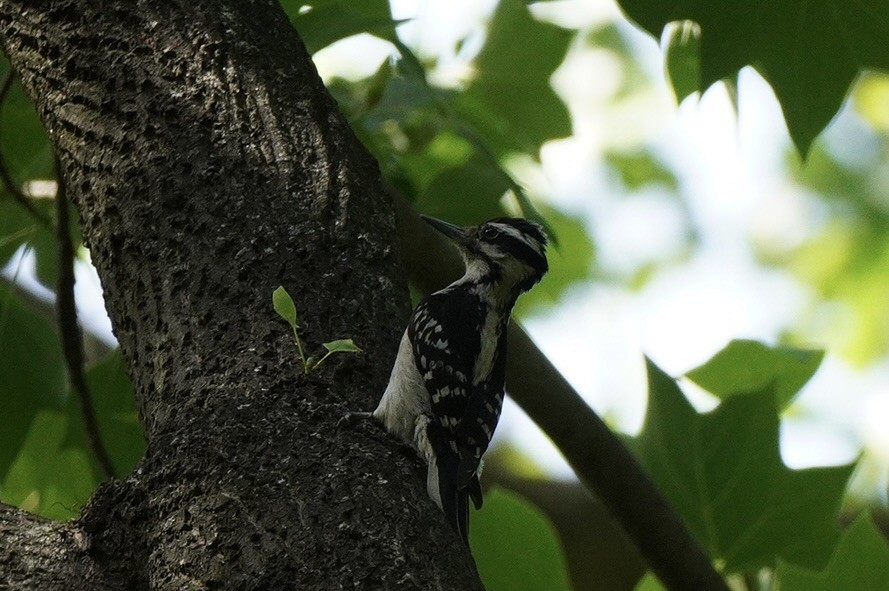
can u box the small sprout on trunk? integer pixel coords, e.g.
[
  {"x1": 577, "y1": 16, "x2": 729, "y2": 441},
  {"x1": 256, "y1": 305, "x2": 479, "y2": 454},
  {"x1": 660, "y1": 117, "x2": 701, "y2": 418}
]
[{"x1": 273, "y1": 286, "x2": 361, "y2": 374}]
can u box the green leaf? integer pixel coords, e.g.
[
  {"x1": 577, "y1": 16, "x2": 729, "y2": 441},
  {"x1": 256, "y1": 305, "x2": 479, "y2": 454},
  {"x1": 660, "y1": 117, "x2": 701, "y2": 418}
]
[
  {"x1": 776, "y1": 146, "x2": 889, "y2": 364},
  {"x1": 685, "y1": 339, "x2": 824, "y2": 409},
  {"x1": 0, "y1": 60, "x2": 67, "y2": 289},
  {"x1": 396, "y1": 131, "x2": 474, "y2": 195},
  {"x1": 284, "y1": 0, "x2": 399, "y2": 54},
  {"x1": 0, "y1": 286, "x2": 67, "y2": 480},
  {"x1": 513, "y1": 206, "x2": 595, "y2": 317},
  {"x1": 631, "y1": 359, "x2": 854, "y2": 572},
  {"x1": 62, "y1": 350, "x2": 144, "y2": 478},
  {"x1": 776, "y1": 513, "x2": 889, "y2": 591},
  {"x1": 615, "y1": 0, "x2": 889, "y2": 155},
  {"x1": 272, "y1": 286, "x2": 299, "y2": 328},
  {"x1": 415, "y1": 156, "x2": 511, "y2": 225},
  {"x1": 635, "y1": 573, "x2": 666, "y2": 591},
  {"x1": 0, "y1": 58, "x2": 53, "y2": 179},
  {"x1": 1, "y1": 411, "x2": 96, "y2": 520},
  {"x1": 854, "y1": 73, "x2": 889, "y2": 131},
  {"x1": 0, "y1": 201, "x2": 39, "y2": 265},
  {"x1": 0, "y1": 197, "x2": 62, "y2": 288},
  {"x1": 455, "y1": 0, "x2": 573, "y2": 156},
  {"x1": 321, "y1": 339, "x2": 361, "y2": 354},
  {"x1": 663, "y1": 20, "x2": 701, "y2": 104},
  {"x1": 605, "y1": 149, "x2": 679, "y2": 193},
  {"x1": 471, "y1": 488, "x2": 572, "y2": 591},
  {"x1": 30, "y1": 210, "x2": 59, "y2": 288}
]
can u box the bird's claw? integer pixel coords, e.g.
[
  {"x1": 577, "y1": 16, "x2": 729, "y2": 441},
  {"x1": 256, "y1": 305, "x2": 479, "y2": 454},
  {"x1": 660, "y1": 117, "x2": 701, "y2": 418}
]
[{"x1": 336, "y1": 411, "x2": 374, "y2": 431}]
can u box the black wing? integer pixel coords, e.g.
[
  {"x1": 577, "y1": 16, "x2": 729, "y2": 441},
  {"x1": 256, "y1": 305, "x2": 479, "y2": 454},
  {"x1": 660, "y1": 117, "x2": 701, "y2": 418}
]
[
  {"x1": 408, "y1": 288, "x2": 483, "y2": 436},
  {"x1": 409, "y1": 289, "x2": 488, "y2": 542}
]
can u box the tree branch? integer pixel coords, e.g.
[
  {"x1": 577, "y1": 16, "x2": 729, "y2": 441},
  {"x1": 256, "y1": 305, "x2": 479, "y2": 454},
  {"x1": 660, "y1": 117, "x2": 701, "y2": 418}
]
[
  {"x1": 54, "y1": 154, "x2": 116, "y2": 480},
  {"x1": 0, "y1": 502, "x2": 121, "y2": 591},
  {"x1": 393, "y1": 192, "x2": 731, "y2": 591}
]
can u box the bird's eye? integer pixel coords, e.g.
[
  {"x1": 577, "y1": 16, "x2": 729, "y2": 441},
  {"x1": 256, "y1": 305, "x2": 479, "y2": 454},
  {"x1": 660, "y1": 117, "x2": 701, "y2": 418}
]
[{"x1": 481, "y1": 226, "x2": 499, "y2": 240}]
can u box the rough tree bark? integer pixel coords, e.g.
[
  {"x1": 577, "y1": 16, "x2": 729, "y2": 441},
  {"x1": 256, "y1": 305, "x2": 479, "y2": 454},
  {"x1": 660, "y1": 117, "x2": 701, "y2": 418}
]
[{"x1": 0, "y1": 1, "x2": 483, "y2": 589}]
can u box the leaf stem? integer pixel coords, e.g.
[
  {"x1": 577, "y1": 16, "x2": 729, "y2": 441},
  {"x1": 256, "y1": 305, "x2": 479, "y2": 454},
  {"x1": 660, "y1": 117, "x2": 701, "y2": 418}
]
[
  {"x1": 309, "y1": 351, "x2": 335, "y2": 371},
  {"x1": 291, "y1": 324, "x2": 308, "y2": 372}
]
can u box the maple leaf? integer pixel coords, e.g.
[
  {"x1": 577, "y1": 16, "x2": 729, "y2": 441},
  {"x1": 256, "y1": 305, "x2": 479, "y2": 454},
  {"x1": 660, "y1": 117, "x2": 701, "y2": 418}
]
[
  {"x1": 455, "y1": 0, "x2": 573, "y2": 156},
  {"x1": 616, "y1": 0, "x2": 889, "y2": 155},
  {"x1": 631, "y1": 358, "x2": 855, "y2": 572},
  {"x1": 776, "y1": 513, "x2": 889, "y2": 591},
  {"x1": 684, "y1": 339, "x2": 824, "y2": 410}
]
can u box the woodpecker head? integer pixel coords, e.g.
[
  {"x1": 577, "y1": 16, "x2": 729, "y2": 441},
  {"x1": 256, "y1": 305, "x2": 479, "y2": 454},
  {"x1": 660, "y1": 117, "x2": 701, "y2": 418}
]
[{"x1": 422, "y1": 215, "x2": 549, "y2": 294}]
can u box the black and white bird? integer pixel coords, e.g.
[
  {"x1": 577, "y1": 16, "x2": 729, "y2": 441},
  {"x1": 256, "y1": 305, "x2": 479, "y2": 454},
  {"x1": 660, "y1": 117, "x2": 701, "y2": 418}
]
[{"x1": 352, "y1": 215, "x2": 548, "y2": 545}]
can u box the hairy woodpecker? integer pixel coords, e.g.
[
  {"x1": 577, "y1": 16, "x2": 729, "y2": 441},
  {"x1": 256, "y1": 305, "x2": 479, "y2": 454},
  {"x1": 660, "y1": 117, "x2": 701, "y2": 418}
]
[{"x1": 352, "y1": 215, "x2": 548, "y2": 545}]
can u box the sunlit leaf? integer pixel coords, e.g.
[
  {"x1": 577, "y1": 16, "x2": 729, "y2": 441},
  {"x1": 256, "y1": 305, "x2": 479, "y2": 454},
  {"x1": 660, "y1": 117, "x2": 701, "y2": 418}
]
[
  {"x1": 605, "y1": 149, "x2": 679, "y2": 193},
  {"x1": 62, "y1": 349, "x2": 144, "y2": 478},
  {"x1": 775, "y1": 513, "x2": 889, "y2": 591},
  {"x1": 322, "y1": 339, "x2": 361, "y2": 353},
  {"x1": 0, "y1": 286, "x2": 67, "y2": 480},
  {"x1": 631, "y1": 358, "x2": 855, "y2": 572},
  {"x1": 663, "y1": 20, "x2": 700, "y2": 105},
  {"x1": 635, "y1": 573, "x2": 666, "y2": 591},
  {"x1": 782, "y1": 221, "x2": 889, "y2": 364},
  {"x1": 456, "y1": 0, "x2": 572, "y2": 156},
  {"x1": 273, "y1": 285, "x2": 299, "y2": 328},
  {"x1": 283, "y1": 0, "x2": 399, "y2": 54},
  {"x1": 853, "y1": 72, "x2": 889, "y2": 131},
  {"x1": 471, "y1": 488, "x2": 572, "y2": 591},
  {"x1": 1, "y1": 411, "x2": 96, "y2": 520},
  {"x1": 685, "y1": 339, "x2": 824, "y2": 409}
]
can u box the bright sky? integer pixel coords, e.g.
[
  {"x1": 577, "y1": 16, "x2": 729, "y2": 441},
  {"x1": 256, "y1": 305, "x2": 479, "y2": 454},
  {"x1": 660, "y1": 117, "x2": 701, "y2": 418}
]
[{"x1": 5, "y1": 0, "x2": 887, "y2": 501}]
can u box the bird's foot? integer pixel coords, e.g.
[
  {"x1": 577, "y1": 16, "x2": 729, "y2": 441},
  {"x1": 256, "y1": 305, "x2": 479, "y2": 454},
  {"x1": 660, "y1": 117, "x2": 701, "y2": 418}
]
[{"x1": 336, "y1": 411, "x2": 374, "y2": 431}]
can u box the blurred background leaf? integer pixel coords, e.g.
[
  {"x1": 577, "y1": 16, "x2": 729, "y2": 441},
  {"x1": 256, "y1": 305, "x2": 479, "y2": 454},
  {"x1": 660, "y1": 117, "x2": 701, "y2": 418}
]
[
  {"x1": 61, "y1": 350, "x2": 144, "y2": 480},
  {"x1": 453, "y1": 0, "x2": 573, "y2": 157},
  {"x1": 1, "y1": 411, "x2": 96, "y2": 520},
  {"x1": 0, "y1": 285, "x2": 66, "y2": 482},
  {"x1": 662, "y1": 20, "x2": 700, "y2": 105},
  {"x1": 471, "y1": 487, "x2": 572, "y2": 591},
  {"x1": 775, "y1": 513, "x2": 889, "y2": 591},
  {"x1": 284, "y1": 0, "x2": 400, "y2": 53}
]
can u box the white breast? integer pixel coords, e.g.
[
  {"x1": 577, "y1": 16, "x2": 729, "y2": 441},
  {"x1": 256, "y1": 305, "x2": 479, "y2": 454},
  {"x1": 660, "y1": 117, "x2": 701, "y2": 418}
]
[{"x1": 373, "y1": 331, "x2": 432, "y2": 458}]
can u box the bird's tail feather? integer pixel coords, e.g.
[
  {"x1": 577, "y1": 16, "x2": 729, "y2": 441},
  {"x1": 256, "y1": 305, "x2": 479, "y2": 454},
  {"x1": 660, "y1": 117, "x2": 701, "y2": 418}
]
[
  {"x1": 435, "y1": 453, "x2": 471, "y2": 545},
  {"x1": 467, "y1": 473, "x2": 483, "y2": 509}
]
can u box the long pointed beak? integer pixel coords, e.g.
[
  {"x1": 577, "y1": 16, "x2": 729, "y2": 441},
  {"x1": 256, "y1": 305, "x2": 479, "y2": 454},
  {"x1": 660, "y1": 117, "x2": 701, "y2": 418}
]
[{"x1": 420, "y1": 215, "x2": 470, "y2": 244}]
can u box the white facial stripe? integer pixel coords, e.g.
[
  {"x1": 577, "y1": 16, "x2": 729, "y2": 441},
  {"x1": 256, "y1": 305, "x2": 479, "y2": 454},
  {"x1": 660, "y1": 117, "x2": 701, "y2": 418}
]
[
  {"x1": 463, "y1": 257, "x2": 492, "y2": 281},
  {"x1": 479, "y1": 242, "x2": 504, "y2": 260},
  {"x1": 489, "y1": 222, "x2": 544, "y2": 256}
]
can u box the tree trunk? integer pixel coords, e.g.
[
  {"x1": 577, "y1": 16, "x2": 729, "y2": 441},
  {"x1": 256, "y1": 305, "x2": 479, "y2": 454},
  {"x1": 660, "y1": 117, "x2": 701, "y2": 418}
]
[{"x1": 0, "y1": 1, "x2": 483, "y2": 589}]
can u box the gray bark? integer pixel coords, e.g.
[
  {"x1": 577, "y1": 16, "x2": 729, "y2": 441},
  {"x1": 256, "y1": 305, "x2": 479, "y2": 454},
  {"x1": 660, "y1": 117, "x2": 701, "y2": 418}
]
[{"x1": 0, "y1": 1, "x2": 482, "y2": 589}]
